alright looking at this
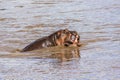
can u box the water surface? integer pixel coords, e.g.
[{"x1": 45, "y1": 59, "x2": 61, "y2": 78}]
[{"x1": 0, "y1": 0, "x2": 120, "y2": 80}]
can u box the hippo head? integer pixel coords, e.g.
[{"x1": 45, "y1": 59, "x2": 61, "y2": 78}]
[
  {"x1": 51, "y1": 29, "x2": 81, "y2": 47},
  {"x1": 64, "y1": 30, "x2": 81, "y2": 47}
]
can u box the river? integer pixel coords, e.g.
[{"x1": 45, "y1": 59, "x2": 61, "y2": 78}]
[{"x1": 0, "y1": 0, "x2": 120, "y2": 80}]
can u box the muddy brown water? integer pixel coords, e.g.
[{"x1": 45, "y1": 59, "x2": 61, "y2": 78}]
[{"x1": 0, "y1": 0, "x2": 120, "y2": 80}]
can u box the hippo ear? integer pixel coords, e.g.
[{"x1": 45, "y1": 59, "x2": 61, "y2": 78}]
[{"x1": 64, "y1": 29, "x2": 69, "y2": 32}]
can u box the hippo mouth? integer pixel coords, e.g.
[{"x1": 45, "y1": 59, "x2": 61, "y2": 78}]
[
  {"x1": 64, "y1": 35, "x2": 81, "y2": 47},
  {"x1": 64, "y1": 41, "x2": 81, "y2": 47}
]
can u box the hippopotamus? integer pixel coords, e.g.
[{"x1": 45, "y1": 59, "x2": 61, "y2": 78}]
[{"x1": 21, "y1": 29, "x2": 81, "y2": 52}]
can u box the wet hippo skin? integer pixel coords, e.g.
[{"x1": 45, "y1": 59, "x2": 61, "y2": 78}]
[{"x1": 21, "y1": 29, "x2": 81, "y2": 52}]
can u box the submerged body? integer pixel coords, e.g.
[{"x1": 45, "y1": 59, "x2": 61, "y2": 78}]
[{"x1": 21, "y1": 29, "x2": 81, "y2": 52}]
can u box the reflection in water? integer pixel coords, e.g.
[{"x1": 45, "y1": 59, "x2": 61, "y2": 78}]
[
  {"x1": 0, "y1": 47, "x2": 80, "y2": 62},
  {"x1": 48, "y1": 48, "x2": 80, "y2": 62},
  {"x1": 0, "y1": 0, "x2": 120, "y2": 80}
]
